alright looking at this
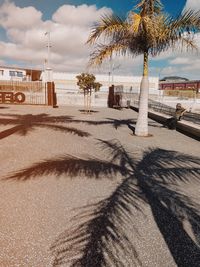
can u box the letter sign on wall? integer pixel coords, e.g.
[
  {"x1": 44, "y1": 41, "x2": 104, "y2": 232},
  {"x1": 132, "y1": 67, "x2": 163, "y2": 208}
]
[{"x1": 0, "y1": 92, "x2": 26, "y2": 104}]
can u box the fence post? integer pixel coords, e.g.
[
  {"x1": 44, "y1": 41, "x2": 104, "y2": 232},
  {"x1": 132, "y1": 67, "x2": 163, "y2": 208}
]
[
  {"x1": 47, "y1": 82, "x2": 57, "y2": 107},
  {"x1": 108, "y1": 85, "x2": 114, "y2": 108}
]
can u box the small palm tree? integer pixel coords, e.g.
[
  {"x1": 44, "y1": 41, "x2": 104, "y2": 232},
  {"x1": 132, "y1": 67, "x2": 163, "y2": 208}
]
[
  {"x1": 76, "y1": 73, "x2": 102, "y2": 113},
  {"x1": 87, "y1": 0, "x2": 200, "y2": 136}
]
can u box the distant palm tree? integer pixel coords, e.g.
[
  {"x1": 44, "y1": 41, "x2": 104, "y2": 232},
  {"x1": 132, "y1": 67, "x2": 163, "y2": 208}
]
[
  {"x1": 87, "y1": 0, "x2": 200, "y2": 136},
  {"x1": 0, "y1": 113, "x2": 90, "y2": 139}
]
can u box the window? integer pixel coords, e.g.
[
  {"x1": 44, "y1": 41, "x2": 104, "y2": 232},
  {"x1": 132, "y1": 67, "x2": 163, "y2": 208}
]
[
  {"x1": 16, "y1": 72, "x2": 23, "y2": 77},
  {"x1": 0, "y1": 70, "x2": 4, "y2": 76},
  {"x1": 9, "y1": 71, "x2": 15, "y2": 76}
]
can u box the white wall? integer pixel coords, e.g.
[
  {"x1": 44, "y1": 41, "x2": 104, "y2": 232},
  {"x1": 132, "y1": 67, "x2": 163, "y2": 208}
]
[
  {"x1": 52, "y1": 72, "x2": 159, "y2": 93},
  {"x1": 44, "y1": 70, "x2": 159, "y2": 107}
]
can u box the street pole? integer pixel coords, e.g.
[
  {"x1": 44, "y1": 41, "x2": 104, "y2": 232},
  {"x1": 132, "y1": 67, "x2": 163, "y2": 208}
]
[
  {"x1": 45, "y1": 31, "x2": 52, "y2": 82},
  {"x1": 45, "y1": 31, "x2": 51, "y2": 69}
]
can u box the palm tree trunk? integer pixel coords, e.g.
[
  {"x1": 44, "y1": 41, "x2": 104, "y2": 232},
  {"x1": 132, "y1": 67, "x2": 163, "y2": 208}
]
[{"x1": 135, "y1": 51, "x2": 149, "y2": 136}]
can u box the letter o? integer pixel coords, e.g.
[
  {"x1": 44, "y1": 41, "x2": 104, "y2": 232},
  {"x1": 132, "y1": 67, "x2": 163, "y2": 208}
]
[{"x1": 14, "y1": 92, "x2": 25, "y2": 103}]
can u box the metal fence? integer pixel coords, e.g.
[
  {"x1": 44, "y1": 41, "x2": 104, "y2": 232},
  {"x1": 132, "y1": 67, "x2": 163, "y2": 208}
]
[
  {"x1": 147, "y1": 100, "x2": 200, "y2": 125},
  {"x1": 0, "y1": 80, "x2": 47, "y2": 105}
]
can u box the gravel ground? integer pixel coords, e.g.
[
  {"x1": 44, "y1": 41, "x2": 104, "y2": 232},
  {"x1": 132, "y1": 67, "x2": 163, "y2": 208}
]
[{"x1": 0, "y1": 104, "x2": 199, "y2": 267}]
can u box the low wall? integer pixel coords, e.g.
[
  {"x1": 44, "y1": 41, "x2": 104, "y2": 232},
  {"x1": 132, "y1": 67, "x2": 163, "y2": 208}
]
[
  {"x1": 55, "y1": 90, "x2": 108, "y2": 107},
  {"x1": 131, "y1": 105, "x2": 200, "y2": 141}
]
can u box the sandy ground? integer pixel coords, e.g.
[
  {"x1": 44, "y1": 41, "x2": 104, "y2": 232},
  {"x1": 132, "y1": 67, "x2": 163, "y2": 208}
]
[{"x1": 0, "y1": 104, "x2": 199, "y2": 267}]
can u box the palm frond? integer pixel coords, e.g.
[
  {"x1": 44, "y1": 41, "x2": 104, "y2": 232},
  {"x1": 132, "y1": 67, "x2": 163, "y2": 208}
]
[
  {"x1": 88, "y1": 43, "x2": 128, "y2": 66},
  {"x1": 87, "y1": 14, "x2": 126, "y2": 45},
  {"x1": 134, "y1": 0, "x2": 163, "y2": 15},
  {"x1": 128, "y1": 12, "x2": 142, "y2": 33},
  {"x1": 171, "y1": 9, "x2": 200, "y2": 33}
]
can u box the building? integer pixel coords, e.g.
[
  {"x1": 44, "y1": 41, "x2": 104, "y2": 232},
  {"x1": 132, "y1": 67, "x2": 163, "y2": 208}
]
[
  {"x1": 0, "y1": 65, "x2": 159, "y2": 107},
  {"x1": 0, "y1": 66, "x2": 42, "y2": 81}
]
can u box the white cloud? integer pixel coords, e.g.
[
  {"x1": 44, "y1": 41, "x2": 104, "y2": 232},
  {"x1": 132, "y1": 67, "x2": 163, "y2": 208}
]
[
  {"x1": 52, "y1": 4, "x2": 112, "y2": 26},
  {"x1": 0, "y1": 1, "x2": 42, "y2": 29},
  {"x1": 184, "y1": 0, "x2": 200, "y2": 11},
  {"x1": 169, "y1": 57, "x2": 190, "y2": 65},
  {"x1": 0, "y1": 1, "x2": 113, "y2": 73},
  {"x1": 0, "y1": 0, "x2": 199, "y2": 79}
]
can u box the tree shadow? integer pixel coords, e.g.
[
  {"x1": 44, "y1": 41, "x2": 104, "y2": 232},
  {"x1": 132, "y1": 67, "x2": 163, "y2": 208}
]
[
  {"x1": 71, "y1": 118, "x2": 137, "y2": 131},
  {"x1": 135, "y1": 149, "x2": 200, "y2": 266},
  {"x1": 3, "y1": 140, "x2": 200, "y2": 266},
  {"x1": 4, "y1": 153, "x2": 128, "y2": 181},
  {"x1": 0, "y1": 113, "x2": 90, "y2": 139},
  {"x1": 71, "y1": 117, "x2": 161, "y2": 132},
  {"x1": 0, "y1": 106, "x2": 9, "y2": 109},
  {"x1": 50, "y1": 142, "x2": 200, "y2": 266}
]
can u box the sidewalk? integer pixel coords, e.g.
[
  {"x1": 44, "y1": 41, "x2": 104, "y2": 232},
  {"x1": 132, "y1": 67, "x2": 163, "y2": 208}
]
[
  {"x1": 131, "y1": 105, "x2": 200, "y2": 140},
  {"x1": 0, "y1": 104, "x2": 199, "y2": 267}
]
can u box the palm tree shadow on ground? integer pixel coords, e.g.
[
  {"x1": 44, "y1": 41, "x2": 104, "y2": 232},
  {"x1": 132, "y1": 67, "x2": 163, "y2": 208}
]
[
  {"x1": 71, "y1": 118, "x2": 162, "y2": 134},
  {"x1": 136, "y1": 149, "x2": 200, "y2": 266},
  {"x1": 50, "y1": 142, "x2": 200, "y2": 267},
  {"x1": 0, "y1": 113, "x2": 90, "y2": 139},
  {"x1": 4, "y1": 140, "x2": 200, "y2": 266}
]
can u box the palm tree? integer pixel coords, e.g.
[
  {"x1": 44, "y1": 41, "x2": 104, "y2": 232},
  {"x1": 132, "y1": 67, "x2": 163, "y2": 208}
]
[{"x1": 87, "y1": 0, "x2": 200, "y2": 136}]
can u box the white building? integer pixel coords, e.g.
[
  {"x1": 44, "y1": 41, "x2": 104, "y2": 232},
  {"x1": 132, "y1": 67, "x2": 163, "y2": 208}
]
[
  {"x1": 0, "y1": 66, "x2": 42, "y2": 81},
  {"x1": 0, "y1": 66, "x2": 26, "y2": 81}
]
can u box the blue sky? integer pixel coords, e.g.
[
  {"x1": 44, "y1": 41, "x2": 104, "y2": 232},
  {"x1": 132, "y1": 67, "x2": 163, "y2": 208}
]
[
  {"x1": 0, "y1": 0, "x2": 199, "y2": 80},
  {"x1": 10, "y1": 0, "x2": 186, "y2": 18}
]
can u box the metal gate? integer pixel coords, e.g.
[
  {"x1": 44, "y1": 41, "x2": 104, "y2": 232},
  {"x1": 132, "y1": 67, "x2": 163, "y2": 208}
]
[{"x1": 0, "y1": 80, "x2": 48, "y2": 105}]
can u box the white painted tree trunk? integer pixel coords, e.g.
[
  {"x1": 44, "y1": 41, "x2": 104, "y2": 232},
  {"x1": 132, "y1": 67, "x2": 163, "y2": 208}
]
[{"x1": 135, "y1": 76, "x2": 149, "y2": 136}]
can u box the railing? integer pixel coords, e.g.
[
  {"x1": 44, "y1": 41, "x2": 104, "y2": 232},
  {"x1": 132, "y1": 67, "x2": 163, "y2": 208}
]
[{"x1": 134, "y1": 99, "x2": 200, "y2": 125}]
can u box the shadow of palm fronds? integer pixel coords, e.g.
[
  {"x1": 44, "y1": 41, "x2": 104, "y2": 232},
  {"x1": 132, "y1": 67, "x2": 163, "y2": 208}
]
[
  {"x1": 3, "y1": 138, "x2": 200, "y2": 265},
  {"x1": 134, "y1": 148, "x2": 200, "y2": 266},
  {"x1": 4, "y1": 154, "x2": 128, "y2": 181},
  {"x1": 50, "y1": 141, "x2": 200, "y2": 266},
  {"x1": 66, "y1": 118, "x2": 136, "y2": 131},
  {"x1": 72, "y1": 117, "x2": 161, "y2": 130},
  {"x1": 51, "y1": 175, "x2": 143, "y2": 267},
  {"x1": 0, "y1": 113, "x2": 90, "y2": 139}
]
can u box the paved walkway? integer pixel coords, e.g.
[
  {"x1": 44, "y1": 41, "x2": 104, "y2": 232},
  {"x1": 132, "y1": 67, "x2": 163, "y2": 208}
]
[{"x1": 0, "y1": 104, "x2": 199, "y2": 267}]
